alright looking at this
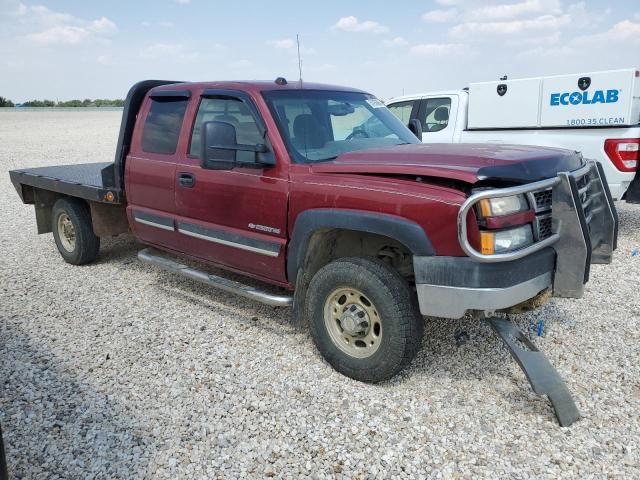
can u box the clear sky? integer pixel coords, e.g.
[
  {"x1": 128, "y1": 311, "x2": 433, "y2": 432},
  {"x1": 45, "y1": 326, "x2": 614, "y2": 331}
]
[{"x1": 1, "y1": 0, "x2": 638, "y2": 102}]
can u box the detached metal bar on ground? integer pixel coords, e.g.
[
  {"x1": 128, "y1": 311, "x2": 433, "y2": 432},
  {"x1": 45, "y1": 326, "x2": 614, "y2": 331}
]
[{"x1": 487, "y1": 317, "x2": 580, "y2": 427}]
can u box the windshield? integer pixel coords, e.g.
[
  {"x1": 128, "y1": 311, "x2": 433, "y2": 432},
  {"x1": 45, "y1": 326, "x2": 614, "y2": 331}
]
[{"x1": 263, "y1": 90, "x2": 419, "y2": 163}]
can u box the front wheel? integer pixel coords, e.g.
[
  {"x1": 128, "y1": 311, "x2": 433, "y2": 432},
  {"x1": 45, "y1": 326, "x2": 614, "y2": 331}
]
[
  {"x1": 307, "y1": 257, "x2": 424, "y2": 383},
  {"x1": 51, "y1": 198, "x2": 100, "y2": 265}
]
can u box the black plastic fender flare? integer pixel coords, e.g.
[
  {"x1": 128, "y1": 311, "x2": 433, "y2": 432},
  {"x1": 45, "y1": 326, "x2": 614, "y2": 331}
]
[{"x1": 286, "y1": 208, "x2": 434, "y2": 283}]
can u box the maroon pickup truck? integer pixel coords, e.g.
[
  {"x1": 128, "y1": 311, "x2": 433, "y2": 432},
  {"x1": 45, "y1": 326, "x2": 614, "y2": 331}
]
[{"x1": 10, "y1": 79, "x2": 618, "y2": 422}]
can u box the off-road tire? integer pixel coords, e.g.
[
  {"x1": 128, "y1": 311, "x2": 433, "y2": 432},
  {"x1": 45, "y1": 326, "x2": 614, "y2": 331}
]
[
  {"x1": 307, "y1": 257, "x2": 424, "y2": 383},
  {"x1": 51, "y1": 198, "x2": 100, "y2": 265}
]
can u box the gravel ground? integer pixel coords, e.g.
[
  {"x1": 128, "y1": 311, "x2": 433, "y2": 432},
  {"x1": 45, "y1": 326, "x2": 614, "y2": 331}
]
[{"x1": 0, "y1": 110, "x2": 639, "y2": 479}]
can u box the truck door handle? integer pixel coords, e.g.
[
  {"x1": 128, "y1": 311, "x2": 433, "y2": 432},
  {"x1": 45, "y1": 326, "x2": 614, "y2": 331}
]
[{"x1": 178, "y1": 172, "x2": 195, "y2": 188}]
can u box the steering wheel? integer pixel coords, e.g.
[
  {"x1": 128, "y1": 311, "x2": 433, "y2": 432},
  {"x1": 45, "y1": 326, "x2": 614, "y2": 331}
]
[{"x1": 346, "y1": 127, "x2": 370, "y2": 140}]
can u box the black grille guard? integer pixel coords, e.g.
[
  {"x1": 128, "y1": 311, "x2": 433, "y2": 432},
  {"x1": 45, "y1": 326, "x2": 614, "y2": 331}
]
[{"x1": 458, "y1": 160, "x2": 618, "y2": 298}]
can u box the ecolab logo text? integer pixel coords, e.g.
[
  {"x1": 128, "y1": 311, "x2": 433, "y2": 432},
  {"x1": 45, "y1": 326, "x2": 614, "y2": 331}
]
[{"x1": 550, "y1": 90, "x2": 619, "y2": 106}]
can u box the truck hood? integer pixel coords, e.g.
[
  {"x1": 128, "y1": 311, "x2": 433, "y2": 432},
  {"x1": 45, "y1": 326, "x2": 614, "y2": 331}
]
[{"x1": 311, "y1": 143, "x2": 584, "y2": 184}]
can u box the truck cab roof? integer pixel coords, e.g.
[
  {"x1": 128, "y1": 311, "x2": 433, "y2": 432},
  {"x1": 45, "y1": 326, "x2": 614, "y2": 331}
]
[
  {"x1": 387, "y1": 90, "x2": 464, "y2": 103},
  {"x1": 149, "y1": 80, "x2": 367, "y2": 95}
]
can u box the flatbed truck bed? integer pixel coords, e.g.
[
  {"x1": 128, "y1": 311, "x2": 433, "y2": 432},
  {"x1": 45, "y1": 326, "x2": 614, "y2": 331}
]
[
  {"x1": 9, "y1": 162, "x2": 123, "y2": 204},
  {"x1": 10, "y1": 80, "x2": 180, "y2": 209}
]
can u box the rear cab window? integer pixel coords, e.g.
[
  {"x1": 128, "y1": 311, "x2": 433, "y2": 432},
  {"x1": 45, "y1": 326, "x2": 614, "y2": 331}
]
[{"x1": 141, "y1": 96, "x2": 189, "y2": 154}]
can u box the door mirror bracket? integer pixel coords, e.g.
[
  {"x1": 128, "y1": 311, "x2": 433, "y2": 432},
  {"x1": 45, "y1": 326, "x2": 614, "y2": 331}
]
[{"x1": 201, "y1": 121, "x2": 274, "y2": 170}]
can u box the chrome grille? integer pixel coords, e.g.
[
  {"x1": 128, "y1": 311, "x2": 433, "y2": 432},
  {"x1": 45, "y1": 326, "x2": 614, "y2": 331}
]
[
  {"x1": 529, "y1": 164, "x2": 598, "y2": 241},
  {"x1": 529, "y1": 188, "x2": 553, "y2": 241},
  {"x1": 536, "y1": 215, "x2": 553, "y2": 240},
  {"x1": 532, "y1": 189, "x2": 552, "y2": 212}
]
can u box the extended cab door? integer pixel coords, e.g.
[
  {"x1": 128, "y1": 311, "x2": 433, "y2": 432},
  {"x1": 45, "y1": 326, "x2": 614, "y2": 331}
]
[
  {"x1": 173, "y1": 90, "x2": 289, "y2": 284},
  {"x1": 125, "y1": 90, "x2": 190, "y2": 249}
]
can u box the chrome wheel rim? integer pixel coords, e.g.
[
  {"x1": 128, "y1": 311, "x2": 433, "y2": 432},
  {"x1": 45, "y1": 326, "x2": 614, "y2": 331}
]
[
  {"x1": 57, "y1": 213, "x2": 76, "y2": 252},
  {"x1": 323, "y1": 287, "x2": 382, "y2": 359}
]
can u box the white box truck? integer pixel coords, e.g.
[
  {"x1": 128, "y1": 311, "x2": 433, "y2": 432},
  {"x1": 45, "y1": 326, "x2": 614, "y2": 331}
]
[{"x1": 387, "y1": 68, "x2": 640, "y2": 201}]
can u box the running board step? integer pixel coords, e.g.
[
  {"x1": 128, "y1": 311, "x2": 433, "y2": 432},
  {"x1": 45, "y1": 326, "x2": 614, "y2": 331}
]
[
  {"x1": 138, "y1": 248, "x2": 293, "y2": 307},
  {"x1": 487, "y1": 317, "x2": 580, "y2": 427}
]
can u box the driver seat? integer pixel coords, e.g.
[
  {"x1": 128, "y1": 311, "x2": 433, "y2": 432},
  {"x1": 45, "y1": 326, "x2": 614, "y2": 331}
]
[{"x1": 293, "y1": 114, "x2": 326, "y2": 149}]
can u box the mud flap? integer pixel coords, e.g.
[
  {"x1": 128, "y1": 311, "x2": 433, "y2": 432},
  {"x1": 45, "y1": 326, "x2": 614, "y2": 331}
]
[
  {"x1": 487, "y1": 317, "x2": 580, "y2": 427},
  {"x1": 626, "y1": 169, "x2": 640, "y2": 204}
]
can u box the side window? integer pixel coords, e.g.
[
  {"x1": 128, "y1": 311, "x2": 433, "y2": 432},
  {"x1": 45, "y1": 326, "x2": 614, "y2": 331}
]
[
  {"x1": 190, "y1": 97, "x2": 263, "y2": 163},
  {"x1": 421, "y1": 98, "x2": 451, "y2": 133},
  {"x1": 387, "y1": 100, "x2": 415, "y2": 124},
  {"x1": 141, "y1": 98, "x2": 188, "y2": 154}
]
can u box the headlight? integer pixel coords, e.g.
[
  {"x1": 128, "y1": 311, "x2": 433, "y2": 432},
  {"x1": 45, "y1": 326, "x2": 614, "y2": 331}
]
[
  {"x1": 480, "y1": 225, "x2": 534, "y2": 254},
  {"x1": 478, "y1": 194, "x2": 529, "y2": 217}
]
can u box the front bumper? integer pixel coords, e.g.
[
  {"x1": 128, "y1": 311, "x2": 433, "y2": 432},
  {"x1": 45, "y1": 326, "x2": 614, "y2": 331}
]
[
  {"x1": 416, "y1": 160, "x2": 618, "y2": 319},
  {"x1": 414, "y1": 249, "x2": 554, "y2": 318}
]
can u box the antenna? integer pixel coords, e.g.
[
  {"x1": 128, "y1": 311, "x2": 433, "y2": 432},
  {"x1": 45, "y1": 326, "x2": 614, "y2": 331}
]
[{"x1": 296, "y1": 34, "x2": 303, "y2": 84}]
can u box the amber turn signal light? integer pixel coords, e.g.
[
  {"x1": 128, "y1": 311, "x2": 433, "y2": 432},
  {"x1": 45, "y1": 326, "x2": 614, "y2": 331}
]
[
  {"x1": 479, "y1": 199, "x2": 492, "y2": 217},
  {"x1": 480, "y1": 232, "x2": 495, "y2": 255}
]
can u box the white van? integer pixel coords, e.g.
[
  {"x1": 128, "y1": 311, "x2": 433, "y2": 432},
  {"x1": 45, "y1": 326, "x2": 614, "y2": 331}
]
[{"x1": 387, "y1": 68, "x2": 640, "y2": 201}]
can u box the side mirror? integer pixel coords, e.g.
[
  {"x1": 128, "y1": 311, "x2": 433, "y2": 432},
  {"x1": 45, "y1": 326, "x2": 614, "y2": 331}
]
[
  {"x1": 201, "y1": 121, "x2": 237, "y2": 170},
  {"x1": 201, "y1": 120, "x2": 273, "y2": 170},
  {"x1": 408, "y1": 119, "x2": 423, "y2": 141}
]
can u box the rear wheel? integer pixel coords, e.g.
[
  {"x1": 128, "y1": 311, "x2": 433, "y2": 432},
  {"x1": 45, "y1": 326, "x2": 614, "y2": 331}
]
[
  {"x1": 51, "y1": 198, "x2": 100, "y2": 265},
  {"x1": 307, "y1": 257, "x2": 424, "y2": 383}
]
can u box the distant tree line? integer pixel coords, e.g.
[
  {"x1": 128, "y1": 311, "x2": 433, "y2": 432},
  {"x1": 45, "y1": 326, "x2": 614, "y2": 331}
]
[{"x1": 0, "y1": 97, "x2": 124, "y2": 107}]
